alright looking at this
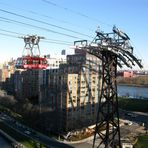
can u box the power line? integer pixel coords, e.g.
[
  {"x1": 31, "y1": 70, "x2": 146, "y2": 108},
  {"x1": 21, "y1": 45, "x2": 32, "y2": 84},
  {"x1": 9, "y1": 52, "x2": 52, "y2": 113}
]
[
  {"x1": 42, "y1": 40, "x2": 71, "y2": 46},
  {"x1": 0, "y1": 28, "x2": 25, "y2": 36},
  {"x1": 0, "y1": 28, "x2": 73, "y2": 44},
  {"x1": 42, "y1": 0, "x2": 112, "y2": 27},
  {"x1": 0, "y1": 32, "x2": 19, "y2": 38},
  {"x1": 44, "y1": 38, "x2": 72, "y2": 44},
  {"x1": 0, "y1": 16, "x2": 83, "y2": 39},
  {"x1": 0, "y1": 18, "x2": 12, "y2": 24},
  {"x1": 0, "y1": 31, "x2": 72, "y2": 46},
  {"x1": 0, "y1": 9, "x2": 93, "y2": 39},
  {"x1": 0, "y1": 1, "x2": 94, "y2": 32}
]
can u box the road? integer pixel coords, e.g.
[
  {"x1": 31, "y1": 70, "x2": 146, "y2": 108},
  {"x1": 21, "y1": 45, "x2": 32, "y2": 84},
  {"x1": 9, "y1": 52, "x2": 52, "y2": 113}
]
[
  {"x1": 0, "y1": 112, "x2": 104, "y2": 148},
  {"x1": 0, "y1": 112, "x2": 73, "y2": 148},
  {"x1": 0, "y1": 110, "x2": 147, "y2": 148},
  {"x1": 71, "y1": 138, "x2": 104, "y2": 148},
  {"x1": 0, "y1": 134, "x2": 12, "y2": 148},
  {"x1": 119, "y1": 109, "x2": 148, "y2": 129}
]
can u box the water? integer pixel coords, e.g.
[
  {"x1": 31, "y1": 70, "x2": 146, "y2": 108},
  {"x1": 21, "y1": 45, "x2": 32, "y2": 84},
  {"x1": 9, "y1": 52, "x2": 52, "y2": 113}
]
[
  {"x1": 0, "y1": 134, "x2": 12, "y2": 148},
  {"x1": 117, "y1": 85, "x2": 148, "y2": 99}
]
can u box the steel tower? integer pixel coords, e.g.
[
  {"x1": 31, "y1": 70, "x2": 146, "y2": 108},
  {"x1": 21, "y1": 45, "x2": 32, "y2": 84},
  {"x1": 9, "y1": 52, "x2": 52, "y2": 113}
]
[{"x1": 74, "y1": 26, "x2": 142, "y2": 148}]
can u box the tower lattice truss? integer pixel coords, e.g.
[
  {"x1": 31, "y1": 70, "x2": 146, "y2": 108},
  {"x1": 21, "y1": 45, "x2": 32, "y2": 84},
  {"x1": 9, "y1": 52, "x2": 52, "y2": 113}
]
[{"x1": 74, "y1": 26, "x2": 142, "y2": 148}]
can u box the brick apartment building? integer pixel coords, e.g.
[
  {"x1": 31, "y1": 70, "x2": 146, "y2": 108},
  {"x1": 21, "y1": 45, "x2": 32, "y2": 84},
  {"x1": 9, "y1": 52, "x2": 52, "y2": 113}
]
[{"x1": 40, "y1": 49, "x2": 102, "y2": 132}]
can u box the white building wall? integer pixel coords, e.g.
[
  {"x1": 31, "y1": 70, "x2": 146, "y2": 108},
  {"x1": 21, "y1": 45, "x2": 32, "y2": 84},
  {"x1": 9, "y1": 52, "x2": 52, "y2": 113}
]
[{"x1": 46, "y1": 54, "x2": 66, "y2": 69}]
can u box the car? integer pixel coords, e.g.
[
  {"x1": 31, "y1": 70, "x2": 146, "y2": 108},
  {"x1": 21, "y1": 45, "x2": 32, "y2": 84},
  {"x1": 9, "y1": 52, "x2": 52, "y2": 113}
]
[
  {"x1": 35, "y1": 134, "x2": 39, "y2": 139},
  {"x1": 24, "y1": 130, "x2": 31, "y2": 135},
  {"x1": 125, "y1": 113, "x2": 132, "y2": 116},
  {"x1": 131, "y1": 114, "x2": 137, "y2": 118}
]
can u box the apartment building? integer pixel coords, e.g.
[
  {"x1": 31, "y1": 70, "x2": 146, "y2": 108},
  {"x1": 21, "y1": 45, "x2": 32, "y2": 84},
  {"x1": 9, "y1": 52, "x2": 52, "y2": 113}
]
[
  {"x1": 0, "y1": 60, "x2": 16, "y2": 95},
  {"x1": 0, "y1": 69, "x2": 2, "y2": 82},
  {"x1": 1, "y1": 69, "x2": 43, "y2": 103},
  {"x1": 45, "y1": 49, "x2": 101, "y2": 132},
  {"x1": 0, "y1": 60, "x2": 15, "y2": 82},
  {"x1": 19, "y1": 70, "x2": 44, "y2": 102}
]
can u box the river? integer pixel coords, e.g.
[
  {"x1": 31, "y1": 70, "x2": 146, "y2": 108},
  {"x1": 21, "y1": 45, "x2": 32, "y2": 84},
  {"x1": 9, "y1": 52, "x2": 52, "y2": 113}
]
[
  {"x1": 0, "y1": 134, "x2": 12, "y2": 148},
  {"x1": 117, "y1": 85, "x2": 148, "y2": 99}
]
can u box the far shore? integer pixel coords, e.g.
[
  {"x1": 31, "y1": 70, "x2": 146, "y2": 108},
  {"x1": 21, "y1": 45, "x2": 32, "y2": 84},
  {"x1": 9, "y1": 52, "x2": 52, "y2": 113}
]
[{"x1": 117, "y1": 83, "x2": 148, "y2": 88}]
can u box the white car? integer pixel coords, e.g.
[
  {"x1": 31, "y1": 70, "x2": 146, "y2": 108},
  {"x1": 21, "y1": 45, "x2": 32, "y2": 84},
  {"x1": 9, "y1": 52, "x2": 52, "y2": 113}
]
[{"x1": 24, "y1": 130, "x2": 31, "y2": 135}]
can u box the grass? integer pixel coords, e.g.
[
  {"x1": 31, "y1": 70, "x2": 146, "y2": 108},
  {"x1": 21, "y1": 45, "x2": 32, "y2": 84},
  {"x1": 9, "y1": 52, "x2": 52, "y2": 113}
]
[
  {"x1": 118, "y1": 97, "x2": 148, "y2": 112},
  {"x1": 134, "y1": 135, "x2": 148, "y2": 148},
  {"x1": 0, "y1": 121, "x2": 45, "y2": 148}
]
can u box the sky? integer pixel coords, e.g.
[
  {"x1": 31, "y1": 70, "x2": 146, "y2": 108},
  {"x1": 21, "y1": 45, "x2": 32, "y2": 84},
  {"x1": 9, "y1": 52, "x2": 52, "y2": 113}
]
[{"x1": 0, "y1": 0, "x2": 148, "y2": 70}]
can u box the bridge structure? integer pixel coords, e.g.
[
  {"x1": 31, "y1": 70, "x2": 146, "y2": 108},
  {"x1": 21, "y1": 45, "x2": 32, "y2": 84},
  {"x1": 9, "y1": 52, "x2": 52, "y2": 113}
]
[{"x1": 74, "y1": 26, "x2": 143, "y2": 148}]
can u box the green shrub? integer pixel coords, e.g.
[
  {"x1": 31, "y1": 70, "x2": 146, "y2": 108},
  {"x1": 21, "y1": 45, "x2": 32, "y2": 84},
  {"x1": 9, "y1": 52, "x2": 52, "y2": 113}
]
[{"x1": 118, "y1": 98, "x2": 148, "y2": 112}]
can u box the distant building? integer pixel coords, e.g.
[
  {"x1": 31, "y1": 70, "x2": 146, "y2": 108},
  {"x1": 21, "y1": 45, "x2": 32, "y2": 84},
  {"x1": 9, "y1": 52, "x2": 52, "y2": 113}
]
[
  {"x1": 123, "y1": 71, "x2": 133, "y2": 78},
  {"x1": 0, "y1": 69, "x2": 2, "y2": 82},
  {"x1": 0, "y1": 59, "x2": 15, "y2": 82},
  {"x1": 46, "y1": 54, "x2": 66, "y2": 69},
  {"x1": 2, "y1": 69, "x2": 43, "y2": 103},
  {"x1": 21, "y1": 70, "x2": 43, "y2": 101},
  {"x1": 61, "y1": 49, "x2": 66, "y2": 55},
  {"x1": 117, "y1": 70, "x2": 134, "y2": 78}
]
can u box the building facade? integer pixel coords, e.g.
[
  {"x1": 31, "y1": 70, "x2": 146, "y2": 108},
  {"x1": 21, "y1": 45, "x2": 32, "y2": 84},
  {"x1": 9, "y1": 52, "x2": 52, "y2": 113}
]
[
  {"x1": 46, "y1": 54, "x2": 66, "y2": 69},
  {"x1": 44, "y1": 49, "x2": 102, "y2": 132}
]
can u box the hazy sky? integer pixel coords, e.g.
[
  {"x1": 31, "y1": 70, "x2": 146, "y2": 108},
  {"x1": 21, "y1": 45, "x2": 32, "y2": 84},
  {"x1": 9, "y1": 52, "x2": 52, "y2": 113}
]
[{"x1": 0, "y1": 0, "x2": 148, "y2": 70}]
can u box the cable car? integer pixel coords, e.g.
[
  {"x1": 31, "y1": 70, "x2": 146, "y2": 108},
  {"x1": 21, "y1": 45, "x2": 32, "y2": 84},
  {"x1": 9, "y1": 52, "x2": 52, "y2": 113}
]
[
  {"x1": 15, "y1": 56, "x2": 48, "y2": 69},
  {"x1": 15, "y1": 35, "x2": 48, "y2": 69}
]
